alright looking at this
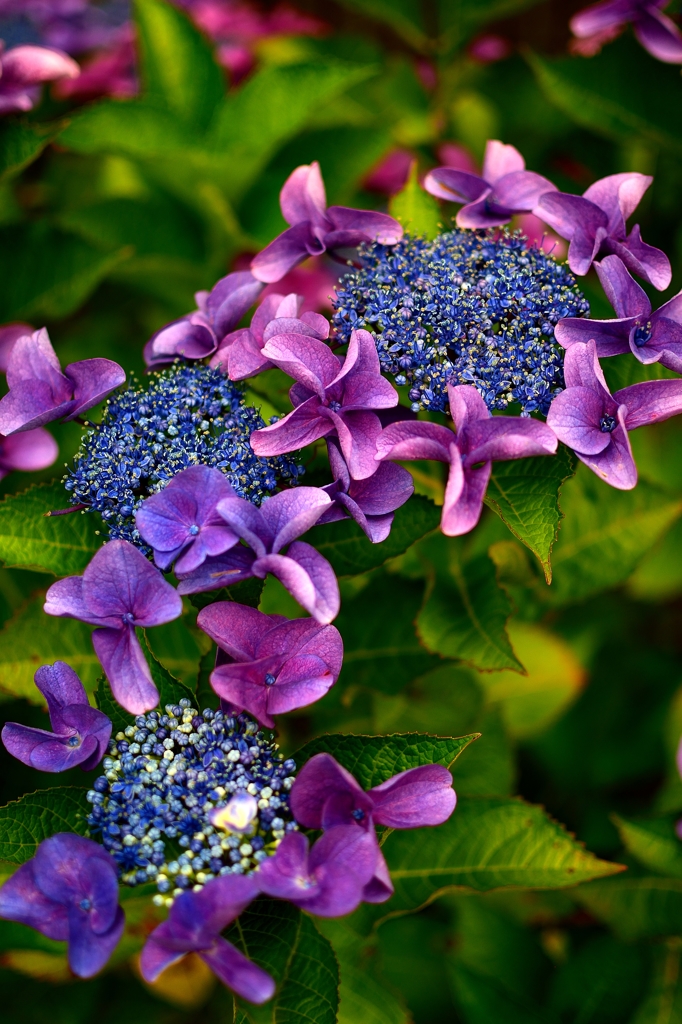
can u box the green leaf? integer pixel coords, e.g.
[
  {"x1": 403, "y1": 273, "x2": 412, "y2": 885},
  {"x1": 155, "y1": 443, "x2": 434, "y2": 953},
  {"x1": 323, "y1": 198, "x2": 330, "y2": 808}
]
[
  {"x1": 416, "y1": 534, "x2": 523, "y2": 672},
  {"x1": 337, "y1": 958, "x2": 410, "y2": 1024},
  {"x1": 612, "y1": 814, "x2": 682, "y2": 879},
  {"x1": 333, "y1": 0, "x2": 428, "y2": 51},
  {"x1": 548, "y1": 935, "x2": 646, "y2": 1024},
  {"x1": 378, "y1": 797, "x2": 623, "y2": 918},
  {"x1": 573, "y1": 876, "x2": 682, "y2": 941},
  {"x1": 144, "y1": 636, "x2": 195, "y2": 707},
  {"x1": 306, "y1": 494, "x2": 440, "y2": 578},
  {"x1": 389, "y1": 162, "x2": 441, "y2": 240},
  {"x1": 0, "y1": 596, "x2": 100, "y2": 702},
  {"x1": 230, "y1": 898, "x2": 339, "y2": 1024},
  {"x1": 438, "y1": 0, "x2": 547, "y2": 50},
  {"x1": 0, "y1": 482, "x2": 101, "y2": 576},
  {"x1": 527, "y1": 38, "x2": 682, "y2": 154},
  {"x1": 188, "y1": 577, "x2": 264, "y2": 612},
  {"x1": 0, "y1": 788, "x2": 89, "y2": 864},
  {"x1": 631, "y1": 939, "x2": 682, "y2": 1024},
  {"x1": 59, "y1": 101, "x2": 193, "y2": 159},
  {"x1": 547, "y1": 466, "x2": 682, "y2": 605},
  {"x1": 0, "y1": 120, "x2": 62, "y2": 182},
  {"x1": 134, "y1": 0, "x2": 224, "y2": 129},
  {"x1": 0, "y1": 223, "x2": 131, "y2": 321},
  {"x1": 95, "y1": 677, "x2": 134, "y2": 736},
  {"x1": 294, "y1": 732, "x2": 477, "y2": 789},
  {"x1": 145, "y1": 616, "x2": 206, "y2": 687},
  {"x1": 333, "y1": 573, "x2": 441, "y2": 695},
  {"x1": 450, "y1": 964, "x2": 555, "y2": 1024},
  {"x1": 483, "y1": 448, "x2": 575, "y2": 583}
]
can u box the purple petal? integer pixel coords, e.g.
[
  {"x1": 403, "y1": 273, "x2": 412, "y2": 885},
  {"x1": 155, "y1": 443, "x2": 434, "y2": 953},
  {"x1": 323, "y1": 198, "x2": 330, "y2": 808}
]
[
  {"x1": 250, "y1": 396, "x2": 332, "y2": 456},
  {"x1": 82, "y1": 539, "x2": 182, "y2": 626},
  {"x1": 326, "y1": 206, "x2": 403, "y2": 245},
  {"x1": 456, "y1": 196, "x2": 514, "y2": 230},
  {"x1": 55, "y1": 704, "x2": 112, "y2": 770},
  {"x1": 570, "y1": 0, "x2": 630, "y2": 37},
  {"x1": 63, "y1": 359, "x2": 126, "y2": 420},
  {"x1": 5, "y1": 327, "x2": 69, "y2": 392},
  {"x1": 290, "y1": 753, "x2": 366, "y2": 829},
  {"x1": 206, "y1": 272, "x2": 265, "y2": 340},
  {"x1": 376, "y1": 420, "x2": 453, "y2": 462},
  {"x1": 201, "y1": 938, "x2": 276, "y2": 1003},
  {"x1": 634, "y1": 7, "x2": 682, "y2": 63},
  {"x1": 216, "y1": 331, "x2": 272, "y2": 380},
  {"x1": 554, "y1": 316, "x2": 631, "y2": 358},
  {"x1": 337, "y1": 331, "x2": 398, "y2": 410},
  {"x1": 197, "y1": 602, "x2": 272, "y2": 660},
  {"x1": 261, "y1": 332, "x2": 340, "y2": 396},
  {"x1": 616, "y1": 377, "x2": 682, "y2": 430},
  {"x1": 447, "y1": 383, "x2": 490, "y2": 432},
  {"x1": 482, "y1": 140, "x2": 526, "y2": 182},
  {"x1": 0, "y1": 323, "x2": 32, "y2": 372},
  {"x1": 561, "y1": 338, "x2": 611, "y2": 392},
  {"x1": 595, "y1": 254, "x2": 651, "y2": 319},
  {"x1": 369, "y1": 764, "x2": 456, "y2": 827},
  {"x1": 331, "y1": 409, "x2": 383, "y2": 481},
  {"x1": 32, "y1": 834, "x2": 117, "y2": 912},
  {"x1": 0, "y1": 380, "x2": 72, "y2": 434},
  {"x1": 176, "y1": 546, "x2": 256, "y2": 595},
  {"x1": 145, "y1": 317, "x2": 216, "y2": 367},
  {"x1": 210, "y1": 659, "x2": 276, "y2": 726},
  {"x1": 280, "y1": 162, "x2": 327, "y2": 227},
  {"x1": 67, "y1": 903, "x2": 124, "y2": 978},
  {"x1": 91, "y1": 626, "x2": 159, "y2": 715},
  {"x1": 347, "y1": 460, "x2": 414, "y2": 514},
  {"x1": 463, "y1": 416, "x2": 558, "y2": 463},
  {"x1": 44, "y1": 575, "x2": 99, "y2": 625},
  {"x1": 1, "y1": 45, "x2": 79, "y2": 86},
  {"x1": 362, "y1": 849, "x2": 394, "y2": 903},
  {"x1": 546, "y1": 387, "x2": 612, "y2": 455},
  {"x1": 608, "y1": 225, "x2": 672, "y2": 291},
  {"x1": 422, "y1": 168, "x2": 487, "y2": 203},
  {"x1": 1, "y1": 722, "x2": 94, "y2": 772},
  {"x1": 253, "y1": 542, "x2": 340, "y2": 623},
  {"x1": 636, "y1": 316, "x2": 682, "y2": 372},
  {"x1": 584, "y1": 172, "x2": 651, "y2": 235},
  {"x1": 309, "y1": 823, "x2": 379, "y2": 886},
  {"x1": 257, "y1": 831, "x2": 313, "y2": 899},
  {"x1": 441, "y1": 456, "x2": 490, "y2": 537},
  {"x1": 0, "y1": 427, "x2": 58, "y2": 475},
  {"x1": 35, "y1": 660, "x2": 89, "y2": 715},
  {"x1": 265, "y1": 653, "x2": 337, "y2": 715},
  {"x1": 215, "y1": 497, "x2": 270, "y2": 556},
  {"x1": 0, "y1": 860, "x2": 67, "y2": 940},
  {"x1": 576, "y1": 407, "x2": 637, "y2": 489},
  {"x1": 491, "y1": 170, "x2": 558, "y2": 212},
  {"x1": 259, "y1": 486, "x2": 333, "y2": 553},
  {"x1": 251, "y1": 222, "x2": 322, "y2": 284},
  {"x1": 535, "y1": 193, "x2": 607, "y2": 273}
]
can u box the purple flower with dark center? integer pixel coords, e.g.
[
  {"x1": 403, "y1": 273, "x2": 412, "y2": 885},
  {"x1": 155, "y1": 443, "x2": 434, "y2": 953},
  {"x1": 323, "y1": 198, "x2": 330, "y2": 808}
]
[
  {"x1": 423, "y1": 139, "x2": 557, "y2": 229},
  {"x1": 250, "y1": 162, "x2": 403, "y2": 284},
  {"x1": 546, "y1": 338, "x2": 682, "y2": 488},
  {"x1": 0, "y1": 43, "x2": 80, "y2": 114},
  {"x1": 291, "y1": 753, "x2": 457, "y2": 903},
  {"x1": 251, "y1": 328, "x2": 398, "y2": 481},
  {"x1": 0, "y1": 833, "x2": 124, "y2": 978},
  {"x1": 535, "y1": 173, "x2": 671, "y2": 289},
  {"x1": 376, "y1": 383, "x2": 557, "y2": 536},
  {"x1": 140, "y1": 874, "x2": 274, "y2": 1004},
  {"x1": 317, "y1": 437, "x2": 414, "y2": 543},
  {"x1": 176, "y1": 488, "x2": 340, "y2": 624},
  {"x1": 0, "y1": 328, "x2": 125, "y2": 436},
  {"x1": 555, "y1": 254, "x2": 682, "y2": 372},
  {"x1": 143, "y1": 272, "x2": 265, "y2": 369},
  {"x1": 44, "y1": 540, "x2": 183, "y2": 714},
  {"x1": 256, "y1": 826, "x2": 379, "y2": 917},
  {"x1": 2, "y1": 661, "x2": 111, "y2": 772},
  {"x1": 211, "y1": 291, "x2": 330, "y2": 382},
  {"x1": 135, "y1": 465, "x2": 239, "y2": 573},
  {"x1": 196, "y1": 602, "x2": 343, "y2": 728},
  {"x1": 0, "y1": 427, "x2": 58, "y2": 480},
  {"x1": 570, "y1": 1, "x2": 682, "y2": 63}
]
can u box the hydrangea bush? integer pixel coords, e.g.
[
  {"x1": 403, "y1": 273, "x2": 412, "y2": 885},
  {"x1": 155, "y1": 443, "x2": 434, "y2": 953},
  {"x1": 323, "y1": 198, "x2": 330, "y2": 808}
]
[{"x1": 2, "y1": 2, "x2": 682, "y2": 1022}]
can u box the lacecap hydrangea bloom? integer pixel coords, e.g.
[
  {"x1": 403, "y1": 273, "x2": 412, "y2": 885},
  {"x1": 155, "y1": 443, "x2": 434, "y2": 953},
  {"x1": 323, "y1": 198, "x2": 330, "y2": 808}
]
[{"x1": 332, "y1": 229, "x2": 589, "y2": 416}]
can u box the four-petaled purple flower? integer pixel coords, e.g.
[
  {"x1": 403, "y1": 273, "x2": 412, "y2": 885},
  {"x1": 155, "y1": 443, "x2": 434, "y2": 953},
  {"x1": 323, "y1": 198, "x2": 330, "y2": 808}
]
[
  {"x1": 535, "y1": 172, "x2": 671, "y2": 289},
  {"x1": 197, "y1": 602, "x2": 343, "y2": 729},
  {"x1": 135, "y1": 465, "x2": 239, "y2": 573},
  {"x1": 176, "y1": 488, "x2": 340, "y2": 624},
  {"x1": 0, "y1": 834, "x2": 124, "y2": 978},
  {"x1": 317, "y1": 437, "x2": 414, "y2": 543},
  {"x1": 291, "y1": 753, "x2": 457, "y2": 903},
  {"x1": 0, "y1": 43, "x2": 80, "y2": 114},
  {"x1": 257, "y1": 826, "x2": 379, "y2": 917},
  {"x1": 423, "y1": 139, "x2": 557, "y2": 229},
  {"x1": 140, "y1": 874, "x2": 274, "y2": 1004},
  {"x1": 546, "y1": 339, "x2": 682, "y2": 488},
  {"x1": 0, "y1": 328, "x2": 126, "y2": 436},
  {"x1": 556, "y1": 254, "x2": 682, "y2": 373},
  {"x1": 2, "y1": 661, "x2": 111, "y2": 772},
  {"x1": 250, "y1": 162, "x2": 403, "y2": 283},
  {"x1": 376, "y1": 383, "x2": 557, "y2": 537},
  {"x1": 570, "y1": 1, "x2": 682, "y2": 63},
  {"x1": 251, "y1": 328, "x2": 398, "y2": 481},
  {"x1": 143, "y1": 272, "x2": 264, "y2": 369},
  {"x1": 211, "y1": 291, "x2": 330, "y2": 382},
  {"x1": 44, "y1": 540, "x2": 183, "y2": 714}
]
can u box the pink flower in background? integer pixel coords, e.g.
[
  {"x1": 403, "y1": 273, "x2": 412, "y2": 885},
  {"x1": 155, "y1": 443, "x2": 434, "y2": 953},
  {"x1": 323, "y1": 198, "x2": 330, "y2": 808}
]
[
  {"x1": 0, "y1": 41, "x2": 79, "y2": 113},
  {"x1": 56, "y1": 24, "x2": 136, "y2": 100},
  {"x1": 261, "y1": 257, "x2": 338, "y2": 313},
  {"x1": 468, "y1": 34, "x2": 512, "y2": 63},
  {"x1": 516, "y1": 213, "x2": 568, "y2": 259},
  {"x1": 363, "y1": 149, "x2": 414, "y2": 196}
]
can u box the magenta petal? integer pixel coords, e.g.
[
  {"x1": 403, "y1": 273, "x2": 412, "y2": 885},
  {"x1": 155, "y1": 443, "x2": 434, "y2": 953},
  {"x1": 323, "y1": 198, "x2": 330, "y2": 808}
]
[
  {"x1": 441, "y1": 457, "x2": 490, "y2": 537},
  {"x1": 447, "y1": 383, "x2": 490, "y2": 431},
  {"x1": 1, "y1": 45, "x2": 79, "y2": 86},
  {"x1": 260, "y1": 487, "x2": 332, "y2": 552},
  {"x1": 253, "y1": 542, "x2": 340, "y2": 623},
  {"x1": 251, "y1": 396, "x2": 333, "y2": 456},
  {"x1": 546, "y1": 386, "x2": 611, "y2": 455},
  {"x1": 266, "y1": 654, "x2": 336, "y2": 714},
  {"x1": 535, "y1": 191, "x2": 608, "y2": 241},
  {"x1": 482, "y1": 139, "x2": 526, "y2": 181},
  {"x1": 570, "y1": 0, "x2": 630, "y2": 38},
  {"x1": 146, "y1": 318, "x2": 216, "y2": 367},
  {"x1": 44, "y1": 575, "x2": 97, "y2": 624},
  {"x1": 595, "y1": 254, "x2": 651, "y2": 319},
  {"x1": 63, "y1": 359, "x2": 126, "y2": 419},
  {"x1": 206, "y1": 272, "x2": 265, "y2": 340},
  {"x1": 423, "y1": 168, "x2": 487, "y2": 204},
  {"x1": 561, "y1": 339, "x2": 610, "y2": 392},
  {"x1": 0, "y1": 380, "x2": 72, "y2": 434},
  {"x1": 331, "y1": 409, "x2": 383, "y2": 481},
  {"x1": 610, "y1": 226, "x2": 672, "y2": 291},
  {"x1": 376, "y1": 420, "x2": 453, "y2": 462},
  {"x1": 577, "y1": 408, "x2": 637, "y2": 490},
  {"x1": 348, "y1": 461, "x2": 414, "y2": 514},
  {"x1": 91, "y1": 626, "x2": 159, "y2": 715},
  {"x1": 290, "y1": 752, "x2": 366, "y2": 828},
  {"x1": 492, "y1": 170, "x2": 558, "y2": 211},
  {"x1": 209, "y1": 663, "x2": 273, "y2": 727},
  {"x1": 197, "y1": 602, "x2": 271, "y2": 660},
  {"x1": 584, "y1": 172, "x2": 651, "y2": 234},
  {"x1": 0, "y1": 427, "x2": 58, "y2": 475},
  {"x1": 201, "y1": 938, "x2": 276, "y2": 1003},
  {"x1": 634, "y1": 7, "x2": 682, "y2": 63},
  {"x1": 554, "y1": 316, "x2": 631, "y2": 357},
  {"x1": 251, "y1": 222, "x2": 321, "y2": 284},
  {"x1": 463, "y1": 417, "x2": 557, "y2": 463},
  {"x1": 260, "y1": 333, "x2": 340, "y2": 395},
  {"x1": 0, "y1": 323, "x2": 32, "y2": 372},
  {"x1": 280, "y1": 163, "x2": 327, "y2": 226},
  {"x1": 369, "y1": 764, "x2": 456, "y2": 827},
  {"x1": 616, "y1": 378, "x2": 682, "y2": 430}
]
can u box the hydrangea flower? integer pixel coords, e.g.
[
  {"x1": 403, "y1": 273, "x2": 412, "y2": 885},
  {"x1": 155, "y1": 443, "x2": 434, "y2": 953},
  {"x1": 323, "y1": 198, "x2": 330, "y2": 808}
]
[
  {"x1": 556, "y1": 254, "x2": 682, "y2": 372},
  {"x1": 135, "y1": 464, "x2": 239, "y2": 573},
  {"x1": 291, "y1": 754, "x2": 457, "y2": 902},
  {"x1": 87, "y1": 701, "x2": 298, "y2": 898},
  {"x1": 44, "y1": 540, "x2": 183, "y2": 715},
  {"x1": 570, "y1": 0, "x2": 682, "y2": 63},
  {"x1": 177, "y1": 488, "x2": 340, "y2": 624},
  {"x1": 0, "y1": 327, "x2": 125, "y2": 436},
  {"x1": 2, "y1": 661, "x2": 111, "y2": 772},
  {"x1": 0, "y1": 833, "x2": 124, "y2": 978},
  {"x1": 197, "y1": 602, "x2": 343, "y2": 728},
  {"x1": 140, "y1": 873, "x2": 274, "y2": 1003},
  {"x1": 64, "y1": 363, "x2": 302, "y2": 547},
  {"x1": 424, "y1": 139, "x2": 557, "y2": 229},
  {"x1": 318, "y1": 437, "x2": 414, "y2": 543},
  {"x1": 144, "y1": 272, "x2": 264, "y2": 369},
  {"x1": 250, "y1": 328, "x2": 398, "y2": 481},
  {"x1": 0, "y1": 41, "x2": 79, "y2": 113},
  {"x1": 251, "y1": 162, "x2": 403, "y2": 283},
  {"x1": 332, "y1": 230, "x2": 589, "y2": 416},
  {"x1": 377, "y1": 383, "x2": 557, "y2": 536},
  {"x1": 535, "y1": 173, "x2": 671, "y2": 289},
  {"x1": 546, "y1": 339, "x2": 682, "y2": 488}
]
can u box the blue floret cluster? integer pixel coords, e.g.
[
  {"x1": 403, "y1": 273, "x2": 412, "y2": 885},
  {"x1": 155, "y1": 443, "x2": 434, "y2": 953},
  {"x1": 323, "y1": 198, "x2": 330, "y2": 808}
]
[
  {"x1": 86, "y1": 701, "x2": 298, "y2": 906},
  {"x1": 64, "y1": 363, "x2": 302, "y2": 546},
  {"x1": 332, "y1": 230, "x2": 589, "y2": 416}
]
